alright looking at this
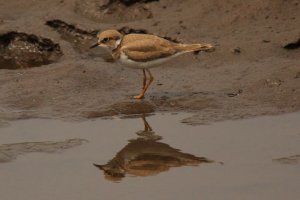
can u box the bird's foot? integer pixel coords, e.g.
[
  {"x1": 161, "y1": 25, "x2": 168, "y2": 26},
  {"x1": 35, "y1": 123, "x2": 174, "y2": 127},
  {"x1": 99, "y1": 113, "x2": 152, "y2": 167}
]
[{"x1": 134, "y1": 94, "x2": 144, "y2": 99}]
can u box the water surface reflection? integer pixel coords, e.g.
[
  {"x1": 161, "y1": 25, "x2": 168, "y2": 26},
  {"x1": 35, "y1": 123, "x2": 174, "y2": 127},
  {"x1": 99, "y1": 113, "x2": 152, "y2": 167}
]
[{"x1": 94, "y1": 115, "x2": 213, "y2": 182}]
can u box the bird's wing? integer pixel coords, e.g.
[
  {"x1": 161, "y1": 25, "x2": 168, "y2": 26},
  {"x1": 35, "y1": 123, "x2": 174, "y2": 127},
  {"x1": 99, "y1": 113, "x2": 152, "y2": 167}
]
[{"x1": 121, "y1": 37, "x2": 177, "y2": 62}]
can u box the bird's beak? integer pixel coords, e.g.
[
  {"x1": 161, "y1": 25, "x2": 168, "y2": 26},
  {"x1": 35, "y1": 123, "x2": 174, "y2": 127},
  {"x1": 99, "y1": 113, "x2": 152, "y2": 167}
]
[{"x1": 90, "y1": 43, "x2": 99, "y2": 49}]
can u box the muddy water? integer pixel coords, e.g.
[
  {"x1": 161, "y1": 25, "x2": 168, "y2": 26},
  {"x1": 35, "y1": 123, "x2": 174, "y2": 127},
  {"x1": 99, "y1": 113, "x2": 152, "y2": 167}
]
[{"x1": 0, "y1": 112, "x2": 300, "y2": 200}]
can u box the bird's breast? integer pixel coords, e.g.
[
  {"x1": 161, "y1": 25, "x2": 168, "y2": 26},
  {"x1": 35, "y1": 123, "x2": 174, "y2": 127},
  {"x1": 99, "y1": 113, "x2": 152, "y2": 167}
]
[{"x1": 118, "y1": 52, "x2": 182, "y2": 69}]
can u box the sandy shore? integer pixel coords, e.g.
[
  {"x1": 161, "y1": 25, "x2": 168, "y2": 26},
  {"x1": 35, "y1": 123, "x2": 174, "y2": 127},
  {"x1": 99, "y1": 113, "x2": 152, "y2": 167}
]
[{"x1": 0, "y1": 0, "x2": 299, "y2": 124}]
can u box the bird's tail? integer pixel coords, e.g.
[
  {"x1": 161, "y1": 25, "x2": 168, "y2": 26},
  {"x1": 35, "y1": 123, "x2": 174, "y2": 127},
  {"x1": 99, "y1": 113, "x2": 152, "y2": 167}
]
[{"x1": 175, "y1": 43, "x2": 214, "y2": 53}]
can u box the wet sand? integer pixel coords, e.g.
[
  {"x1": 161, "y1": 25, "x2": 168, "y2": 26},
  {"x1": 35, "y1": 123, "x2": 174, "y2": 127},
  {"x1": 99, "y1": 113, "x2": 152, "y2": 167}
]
[{"x1": 0, "y1": 0, "x2": 299, "y2": 124}]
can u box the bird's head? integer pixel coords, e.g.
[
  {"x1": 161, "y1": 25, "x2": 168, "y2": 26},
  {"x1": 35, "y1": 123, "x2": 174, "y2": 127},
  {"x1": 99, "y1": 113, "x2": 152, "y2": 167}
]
[{"x1": 90, "y1": 30, "x2": 123, "y2": 50}]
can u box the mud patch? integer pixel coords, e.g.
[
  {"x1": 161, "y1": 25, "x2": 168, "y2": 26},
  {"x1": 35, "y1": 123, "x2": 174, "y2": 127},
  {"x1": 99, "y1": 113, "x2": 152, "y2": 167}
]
[
  {"x1": 84, "y1": 101, "x2": 155, "y2": 118},
  {"x1": 0, "y1": 32, "x2": 62, "y2": 69},
  {"x1": 273, "y1": 155, "x2": 300, "y2": 165},
  {"x1": 75, "y1": 0, "x2": 158, "y2": 23},
  {"x1": 46, "y1": 19, "x2": 98, "y2": 40},
  {"x1": 150, "y1": 92, "x2": 220, "y2": 112},
  {"x1": 46, "y1": 19, "x2": 98, "y2": 52},
  {"x1": 0, "y1": 139, "x2": 87, "y2": 163}
]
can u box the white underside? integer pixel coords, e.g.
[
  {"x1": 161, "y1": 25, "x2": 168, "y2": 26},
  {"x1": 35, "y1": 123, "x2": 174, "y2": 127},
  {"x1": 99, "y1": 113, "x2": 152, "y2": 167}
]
[{"x1": 118, "y1": 52, "x2": 185, "y2": 69}]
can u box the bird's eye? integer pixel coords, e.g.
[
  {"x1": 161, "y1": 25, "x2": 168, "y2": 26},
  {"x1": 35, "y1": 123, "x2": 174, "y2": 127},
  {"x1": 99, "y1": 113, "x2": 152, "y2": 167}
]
[{"x1": 102, "y1": 38, "x2": 110, "y2": 43}]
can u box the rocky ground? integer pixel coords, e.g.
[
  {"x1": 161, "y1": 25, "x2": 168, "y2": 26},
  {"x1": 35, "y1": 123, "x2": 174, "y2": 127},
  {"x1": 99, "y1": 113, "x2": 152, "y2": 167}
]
[{"x1": 0, "y1": 0, "x2": 299, "y2": 124}]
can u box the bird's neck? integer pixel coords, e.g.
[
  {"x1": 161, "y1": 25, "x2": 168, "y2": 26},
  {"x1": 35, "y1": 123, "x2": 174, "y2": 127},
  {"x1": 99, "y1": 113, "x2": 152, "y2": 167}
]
[
  {"x1": 111, "y1": 37, "x2": 123, "y2": 60},
  {"x1": 113, "y1": 37, "x2": 123, "y2": 51}
]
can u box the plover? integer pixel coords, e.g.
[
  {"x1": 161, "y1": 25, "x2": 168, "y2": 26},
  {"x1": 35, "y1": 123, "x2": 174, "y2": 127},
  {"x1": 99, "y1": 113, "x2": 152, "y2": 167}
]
[{"x1": 90, "y1": 29, "x2": 214, "y2": 99}]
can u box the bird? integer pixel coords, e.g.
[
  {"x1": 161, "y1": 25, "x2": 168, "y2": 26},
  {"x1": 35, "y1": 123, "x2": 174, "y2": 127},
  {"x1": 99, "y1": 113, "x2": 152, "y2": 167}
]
[{"x1": 90, "y1": 29, "x2": 214, "y2": 99}]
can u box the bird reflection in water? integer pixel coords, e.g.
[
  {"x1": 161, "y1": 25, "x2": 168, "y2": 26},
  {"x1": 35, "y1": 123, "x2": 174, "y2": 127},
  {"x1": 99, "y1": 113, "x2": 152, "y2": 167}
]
[{"x1": 94, "y1": 115, "x2": 213, "y2": 182}]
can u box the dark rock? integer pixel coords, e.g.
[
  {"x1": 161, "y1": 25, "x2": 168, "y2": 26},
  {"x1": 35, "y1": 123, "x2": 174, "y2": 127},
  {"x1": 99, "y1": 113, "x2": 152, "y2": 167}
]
[
  {"x1": 284, "y1": 38, "x2": 300, "y2": 49},
  {"x1": 161, "y1": 36, "x2": 180, "y2": 43},
  {"x1": 118, "y1": 26, "x2": 148, "y2": 35},
  {"x1": 0, "y1": 31, "x2": 62, "y2": 69},
  {"x1": 231, "y1": 47, "x2": 241, "y2": 54},
  {"x1": 226, "y1": 89, "x2": 243, "y2": 97},
  {"x1": 76, "y1": 0, "x2": 158, "y2": 23},
  {"x1": 101, "y1": 0, "x2": 159, "y2": 8},
  {"x1": 117, "y1": 26, "x2": 180, "y2": 43}
]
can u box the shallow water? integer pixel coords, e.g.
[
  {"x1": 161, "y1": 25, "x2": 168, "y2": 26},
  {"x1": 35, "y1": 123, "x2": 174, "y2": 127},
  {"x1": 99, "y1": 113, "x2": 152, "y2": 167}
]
[{"x1": 0, "y1": 112, "x2": 300, "y2": 200}]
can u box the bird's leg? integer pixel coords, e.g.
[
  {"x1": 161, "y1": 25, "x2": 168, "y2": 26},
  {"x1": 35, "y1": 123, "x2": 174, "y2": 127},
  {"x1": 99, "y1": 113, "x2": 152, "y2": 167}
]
[
  {"x1": 142, "y1": 114, "x2": 153, "y2": 132},
  {"x1": 142, "y1": 69, "x2": 147, "y2": 90},
  {"x1": 134, "y1": 69, "x2": 154, "y2": 99},
  {"x1": 144, "y1": 69, "x2": 154, "y2": 92},
  {"x1": 134, "y1": 69, "x2": 147, "y2": 99}
]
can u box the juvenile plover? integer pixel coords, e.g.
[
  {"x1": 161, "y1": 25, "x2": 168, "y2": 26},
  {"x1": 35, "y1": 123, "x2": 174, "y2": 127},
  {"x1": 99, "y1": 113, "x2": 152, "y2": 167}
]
[{"x1": 90, "y1": 29, "x2": 214, "y2": 99}]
